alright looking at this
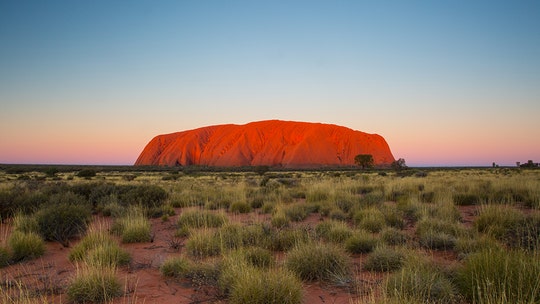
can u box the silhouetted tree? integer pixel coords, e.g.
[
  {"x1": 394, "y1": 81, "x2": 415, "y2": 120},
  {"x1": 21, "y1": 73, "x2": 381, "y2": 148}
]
[
  {"x1": 391, "y1": 158, "x2": 407, "y2": 171},
  {"x1": 355, "y1": 154, "x2": 374, "y2": 169}
]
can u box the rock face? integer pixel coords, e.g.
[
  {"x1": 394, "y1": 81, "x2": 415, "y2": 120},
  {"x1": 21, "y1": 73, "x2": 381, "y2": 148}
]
[{"x1": 135, "y1": 120, "x2": 395, "y2": 168}]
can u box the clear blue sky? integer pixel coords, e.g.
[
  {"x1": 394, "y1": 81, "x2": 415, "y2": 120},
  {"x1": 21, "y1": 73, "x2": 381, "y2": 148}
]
[{"x1": 1, "y1": 1, "x2": 539, "y2": 166}]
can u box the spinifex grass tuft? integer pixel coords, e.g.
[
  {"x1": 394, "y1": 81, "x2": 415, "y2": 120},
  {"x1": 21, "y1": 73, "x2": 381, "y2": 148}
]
[
  {"x1": 285, "y1": 242, "x2": 351, "y2": 282},
  {"x1": 67, "y1": 264, "x2": 122, "y2": 303},
  {"x1": 458, "y1": 248, "x2": 540, "y2": 304},
  {"x1": 8, "y1": 231, "x2": 45, "y2": 262}
]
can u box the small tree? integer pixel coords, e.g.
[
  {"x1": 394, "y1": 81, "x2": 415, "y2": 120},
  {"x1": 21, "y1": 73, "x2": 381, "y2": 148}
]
[
  {"x1": 391, "y1": 158, "x2": 407, "y2": 171},
  {"x1": 355, "y1": 154, "x2": 374, "y2": 169}
]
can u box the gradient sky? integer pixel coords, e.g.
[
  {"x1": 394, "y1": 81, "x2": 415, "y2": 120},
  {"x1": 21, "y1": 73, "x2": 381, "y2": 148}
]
[{"x1": 1, "y1": 1, "x2": 539, "y2": 166}]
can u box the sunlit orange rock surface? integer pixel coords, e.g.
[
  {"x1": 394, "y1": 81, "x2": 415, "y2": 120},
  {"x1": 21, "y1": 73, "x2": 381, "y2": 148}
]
[{"x1": 135, "y1": 120, "x2": 395, "y2": 168}]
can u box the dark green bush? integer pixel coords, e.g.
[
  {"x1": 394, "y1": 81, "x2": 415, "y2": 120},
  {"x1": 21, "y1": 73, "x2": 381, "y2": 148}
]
[
  {"x1": 160, "y1": 256, "x2": 191, "y2": 277},
  {"x1": 363, "y1": 247, "x2": 404, "y2": 272},
  {"x1": 0, "y1": 246, "x2": 9, "y2": 267},
  {"x1": 386, "y1": 261, "x2": 459, "y2": 303},
  {"x1": 453, "y1": 194, "x2": 481, "y2": 206},
  {"x1": 345, "y1": 231, "x2": 377, "y2": 254},
  {"x1": 8, "y1": 231, "x2": 45, "y2": 262},
  {"x1": 285, "y1": 242, "x2": 351, "y2": 282},
  {"x1": 120, "y1": 185, "x2": 168, "y2": 208},
  {"x1": 229, "y1": 201, "x2": 252, "y2": 214},
  {"x1": 458, "y1": 249, "x2": 540, "y2": 303},
  {"x1": 243, "y1": 247, "x2": 274, "y2": 268},
  {"x1": 76, "y1": 169, "x2": 97, "y2": 178},
  {"x1": 35, "y1": 203, "x2": 92, "y2": 247},
  {"x1": 67, "y1": 267, "x2": 122, "y2": 303}
]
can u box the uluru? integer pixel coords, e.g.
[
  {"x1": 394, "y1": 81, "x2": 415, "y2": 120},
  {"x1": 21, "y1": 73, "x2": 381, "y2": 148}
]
[{"x1": 135, "y1": 120, "x2": 395, "y2": 168}]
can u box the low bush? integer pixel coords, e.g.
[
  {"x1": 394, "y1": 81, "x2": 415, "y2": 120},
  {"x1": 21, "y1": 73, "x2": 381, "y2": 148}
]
[
  {"x1": 112, "y1": 208, "x2": 152, "y2": 243},
  {"x1": 119, "y1": 184, "x2": 168, "y2": 208},
  {"x1": 285, "y1": 204, "x2": 309, "y2": 222},
  {"x1": 386, "y1": 260, "x2": 459, "y2": 303},
  {"x1": 177, "y1": 210, "x2": 227, "y2": 229},
  {"x1": 8, "y1": 231, "x2": 45, "y2": 262},
  {"x1": 243, "y1": 247, "x2": 274, "y2": 268},
  {"x1": 453, "y1": 193, "x2": 481, "y2": 206},
  {"x1": 266, "y1": 228, "x2": 310, "y2": 252},
  {"x1": 504, "y1": 213, "x2": 540, "y2": 250},
  {"x1": 285, "y1": 242, "x2": 351, "y2": 282},
  {"x1": 67, "y1": 265, "x2": 122, "y2": 303},
  {"x1": 12, "y1": 213, "x2": 39, "y2": 234},
  {"x1": 270, "y1": 210, "x2": 289, "y2": 228},
  {"x1": 229, "y1": 267, "x2": 302, "y2": 304},
  {"x1": 69, "y1": 231, "x2": 130, "y2": 267},
  {"x1": 76, "y1": 169, "x2": 97, "y2": 178},
  {"x1": 185, "y1": 229, "x2": 221, "y2": 258},
  {"x1": 474, "y1": 204, "x2": 524, "y2": 239},
  {"x1": 416, "y1": 218, "x2": 465, "y2": 239},
  {"x1": 353, "y1": 208, "x2": 386, "y2": 233},
  {"x1": 316, "y1": 220, "x2": 353, "y2": 243},
  {"x1": 160, "y1": 256, "x2": 191, "y2": 277},
  {"x1": 345, "y1": 230, "x2": 377, "y2": 254},
  {"x1": 363, "y1": 247, "x2": 404, "y2": 272},
  {"x1": 217, "y1": 223, "x2": 244, "y2": 250},
  {"x1": 418, "y1": 231, "x2": 457, "y2": 250},
  {"x1": 0, "y1": 246, "x2": 10, "y2": 267},
  {"x1": 380, "y1": 227, "x2": 408, "y2": 246},
  {"x1": 458, "y1": 248, "x2": 540, "y2": 303},
  {"x1": 229, "y1": 201, "x2": 252, "y2": 214},
  {"x1": 35, "y1": 202, "x2": 91, "y2": 247}
]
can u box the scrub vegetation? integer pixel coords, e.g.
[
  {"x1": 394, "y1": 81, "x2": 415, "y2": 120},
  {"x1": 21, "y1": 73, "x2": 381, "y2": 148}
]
[{"x1": 0, "y1": 165, "x2": 538, "y2": 303}]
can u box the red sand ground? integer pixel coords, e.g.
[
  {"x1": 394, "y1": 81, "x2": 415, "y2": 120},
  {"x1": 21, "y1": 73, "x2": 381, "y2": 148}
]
[
  {"x1": 1, "y1": 205, "x2": 484, "y2": 304},
  {"x1": 135, "y1": 120, "x2": 395, "y2": 168}
]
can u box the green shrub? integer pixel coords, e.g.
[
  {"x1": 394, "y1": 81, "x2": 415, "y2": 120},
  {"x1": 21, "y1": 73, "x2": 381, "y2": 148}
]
[
  {"x1": 285, "y1": 204, "x2": 309, "y2": 222},
  {"x1": 177, "y1": 210, "x2": 227, "y2": 229},
  {"x1": 474, "y1": 205, "x2": 524, "y2": 239},
  {"x1": 0, "y1": 246, "x2": 10, "y2": 267},
  {"x1": 35, "y1": 202, "x2": 91, "y2": 247},
  {"x1": 160, "y1": 256, "x2": 191, "y2": 277},
  {"x1": 8, "y1": 231, "x2": 45, "y2": 262},
  {"x1": 229, "y1": 201, "x2": 252, "y2": 214},
  {"x1": 67, "y1": 266, "x2": 122, "y2": 303},
  {"x1": 505, "y1": 213, "x2": 540, "y2": 250},
  {"x1": 316, "y1": 220, "x2": 353, "y2": 243},
  {"x1": 260, "y1": 202, "x2": 275, "y2": 214},
  {"x1": 271, "y1": 211, "x2": 289, "y2": 228},
  {"x1": 345, "y1": 230, "x2": 377, "y2": 254},
  {"x1": 119, "y1": 184, "x2": 168, "y2": 208},
  {"x1": 453, "y1": 193, "x2": 481, "y2": 205},
  {"x1": 353, "y1": 208, "x2": 386, "y2": 233},
  {"x1": 112, "y1": 208, "x2": 152, "y2": 243},
  {"x1": 380, "y1": 227, "x2": 408, "y2": 246},
  {"x1": 77, "y1": 169, "x2": 97, "y2": 178},
  {"x1": 185, "y1": 229, "x2": 221, "y2": 258},
  {"x1": 217, "y1": 223, "x2": 244, "y2": 250},
  {"x1": 386, "y1": 260, "x2": 459, "y2": 303},
  {"x1": 380, "y1": 205, "x2": 405, "y2": 229},
  {"x1": 328, "y1": 209, "x2": 348, "y2": 221},
  {"x1": 229, "y1": 267, "x2": 302, "y2": 304},
  {"x1": 418, "y1": 231, "x2": 457, "y2": 250},
  {"x1": 285, "y1": 242, "x2": 351, "y2": 282},
  {"x1": 86, "y1": 243, "x2": 131, "y2": 267},
  {"x1": 363, "y1": 247, "x2": 404, "y2": 272},
  {"x1": 267, "y1": 228, "x2": 310, "y2": 252},
  {"x1": 416, "y1": 218, "x2": 465, "y2": 239},
  {"x1": 69, "y1": 230, "x2": 130, "y2": 266},
  {"x1": 12, "y1": 213, "x2": 39, "y2": 234},
  {"x1": 100, "y1": 199, "x2": 126, "y2": 217},
  {"x1": 243, "y1": 247, "x2": 274, "y2": 268},
  {"x1": 458, "y1": 248, "x2": 540, "y2": 303}
]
